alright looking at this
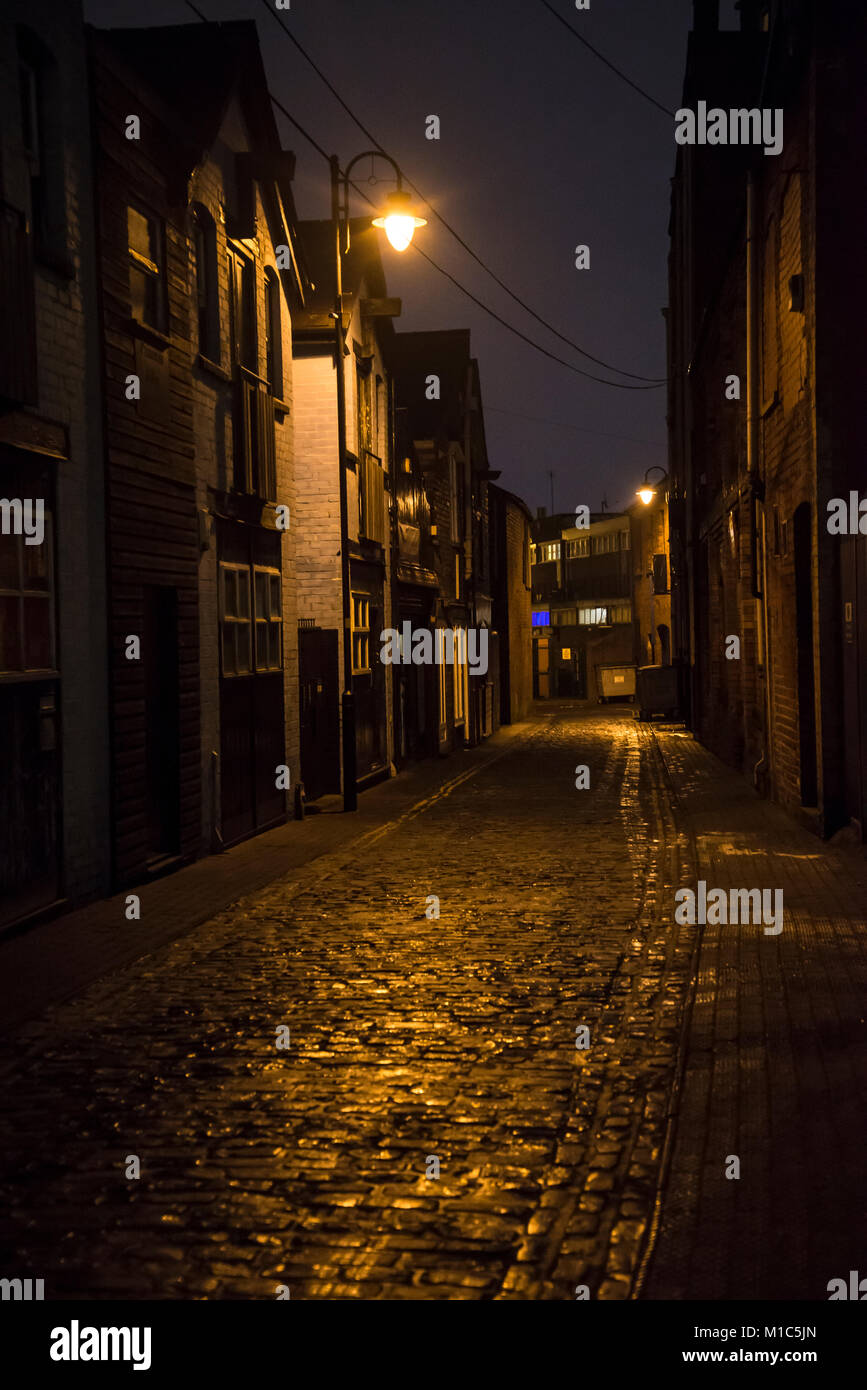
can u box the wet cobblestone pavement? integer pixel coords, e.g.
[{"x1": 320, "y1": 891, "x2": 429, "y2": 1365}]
[{"x1": 0, "y1": 707, "x2": 697, "y2": 1300}]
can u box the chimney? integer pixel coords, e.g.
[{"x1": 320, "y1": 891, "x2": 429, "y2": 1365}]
[
  {"x1": 536, "y1": 506, "x2": 547, "y2": 520},
  {"x1": 692, "y1": 0, "x2": 719, "y2": 32}
]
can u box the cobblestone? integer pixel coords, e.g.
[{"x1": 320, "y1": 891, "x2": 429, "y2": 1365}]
[{"x1": 0, "y1": 705, "x2": 696, "y2": 1299}]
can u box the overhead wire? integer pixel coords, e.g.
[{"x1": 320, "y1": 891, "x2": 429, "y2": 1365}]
[
  {"x1": 254, "y1": 0, "x2": 665, "y2": 384},
  {"x1": 181, "y1": 0, "x2": 665, "y2": 391},
  {"x1": 536, "y1": 0, "x2": 676, "y2": 119}
]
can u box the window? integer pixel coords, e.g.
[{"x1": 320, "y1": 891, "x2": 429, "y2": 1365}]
[
  {"x1": 566, "y1": 537, "x2": 590, "y2": 559},
  {"x1": 578, "y1": 606, "x2": 609, "y2": 626},
  {"x1": 227, "y1": 247, "x2": 256, "y2": 370},
  {"x1": 0, "y1": 511, "x2": 55, "y2": 674},
  {"x1": 651, "y1": 553, "x2": 668, "y2": 594},
  {"x1": 532, "y1": 609, "x2": 550, "y2": 628},
  {"x1": 128, "y1": 206, "x2": 166, "y2": 332},
  {"x1": 356, "y1": 363, "x2": 371, "y2": 457},
  {"x1": 19, "y1": 57, "x2": 40, "y2": 178},
  {"x1": 540, "y1": 541, "x2": 561, "y2": 562},
  {"x1": 193, "y1": 207, "x2": 219, "y2": 361},
  {"x1": 438, "y1": 629, "x2": 448, "y2": 724},
  {"x1": 351, "y1": 592, "x2": 370, "y2": 674},
  {"x1": 254, "y1": 566, "x2": 282, "y2": 671},
  {"x1": 610, "y1": 603, "x2": 632, "y2": 624},
  {"x1": 453, "y1": 626, "x2": 467, "y2": 725},
  {"x1": 552, "y1": 607, "x2": 576, "y2": 626},
  {"x1": 449, "y1": 453, "x2": 461, "y2": 543},
  {"x1": 264, "y1": 268, "x2": 282, "y2": 397},
  {"x1": 454, "y1": 551, "x2": 462, "y2": 601},
  {"x1": 619, "y1": 528, "x2": 630, "y2": 551},
  {"x1": 219, "y1": 563, "x2": 252, "y2": 675},
  {"x1": 17, "y1": 28, "x2": 66, "y2": 263}
]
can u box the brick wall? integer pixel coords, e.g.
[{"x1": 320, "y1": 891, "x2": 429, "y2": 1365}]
[{"x1": 0, "y1": 1, "x2": 110, "y2": 908}]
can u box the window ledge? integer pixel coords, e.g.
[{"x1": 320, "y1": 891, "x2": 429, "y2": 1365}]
[
  {"x1": 272, "y1": 397, "x2": 290, "y2": 418},
  {"x1": 0, "y1": 668, "x2": 60, "y2": 684},
  {"x1": 197, "y1": 353, "x2": 232, "y2": 383},
  {"x1": 125, "y1": 317, "x2": 170, "y2": 351}
]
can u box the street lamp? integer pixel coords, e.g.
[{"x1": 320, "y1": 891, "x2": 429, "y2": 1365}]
[
  {"x1": 638, "y1": 465, "x2": 667, "y2": 506},
  {"x1": 372, "y1": 188, "x2": 427, "y2": 251},
  {"x1": 330, "y1": 151, "x2": 425, "y2": 811}
]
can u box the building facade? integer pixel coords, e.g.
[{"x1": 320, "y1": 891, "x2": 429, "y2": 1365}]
[
  {"x1": 531, "y1": 510, "x2": 634, "y2": 702},
  {"x1": 89, "y1": 20, "x2": 304, "y2": 881},
  {"x1": 293, "y1": 220, "x2": 396, "y2": 795},
  {"x1": 0, "y1": 0, "x2": 109, "y2": 929},
  {"x1": 668, "y1": 0, "x2": 867, "y2": 837}
]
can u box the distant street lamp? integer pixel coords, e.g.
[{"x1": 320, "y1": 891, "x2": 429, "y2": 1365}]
[
  {"x1": 330, "y1": 151, "x2": 425, "y2": 811},
  {"x1": 638, "y1": 465, "x2": 667, "y2": 506}
]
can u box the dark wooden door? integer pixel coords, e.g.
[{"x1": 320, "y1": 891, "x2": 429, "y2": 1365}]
[
  {"x1": 299, "y1": 626, "x2": 340, "y2": 801},
  {"x1": 220, "y1": 672, "x2": 285, "y2": 844}
]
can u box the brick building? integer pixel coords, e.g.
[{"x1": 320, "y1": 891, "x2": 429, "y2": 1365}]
[
  {"x1": 293, "y1": 221, "x2": 396, "y2": 795},
  {"x1": 531, "y1": 510, "x2": 634, "y2": 702},
  {"x1": 88, "y1": 20, "x2": 305, "y2": 878},
  {"x1": 668, "y1": 0, "x2": 867, "y2": 837},
  {"x1": 394, "y1": 329, "x2": 498, "y2": 752},
  {"x1": 629, "y1": 478, "x2": 672, "y2": 669},
  {"x1": 0, "y1": 0, "x2": 109, "y2": 929}
]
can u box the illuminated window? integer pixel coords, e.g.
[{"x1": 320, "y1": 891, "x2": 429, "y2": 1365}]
[
  {"x1": 438, "y1": 629, "x2": 448, "y2": 724},
  {"x1": 453, "y1": 626, "x2": 467, "y2": 724},
  {"x1": 578, "y1": 606, "x2": 609, "y2": 625},
  {"x1": 128, "y1": 205, "x2": 166, "y2": 332},
  {"x1": 351, "y1": 591, "x2": 370, "y2": 674},
  {"x1": 532, "y1": 610, "x2": 550, "y2": 627},
  {"x1": 539, "y1": 541, "x2": 560, "y2": 562},
  {"x1": 566, "y1": 537, "x2": 590, "y2": 559}
]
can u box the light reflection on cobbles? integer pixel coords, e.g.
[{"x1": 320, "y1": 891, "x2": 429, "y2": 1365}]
[{"x1": 0, "y1": 707, "x2": 695, "y2": 1299}]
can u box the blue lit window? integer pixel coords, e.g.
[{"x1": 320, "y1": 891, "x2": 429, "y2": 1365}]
[{"x1": 532, "y1": 610, "x2": 550, "y2": 628}]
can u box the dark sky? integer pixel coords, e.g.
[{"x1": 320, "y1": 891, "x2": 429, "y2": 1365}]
[{"x1": 82, "y1": 0, "x2": 743, "y2": 513}]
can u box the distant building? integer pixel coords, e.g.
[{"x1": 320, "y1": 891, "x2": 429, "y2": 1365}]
[
  {"x1": 394, "y1": 329, "x2": 499, "y2": 752},
  {"x1": 530, "y1": 510, "x2": 633, "y2": 701},
  {"x1": 629, "y1": 479, "x2": 672, "y2": 668}
]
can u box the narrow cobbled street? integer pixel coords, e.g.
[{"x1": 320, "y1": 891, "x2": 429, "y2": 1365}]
[
  {"x1": 0, "y1": 707, "x2": 696, "y2": 1300},
  {"x1": 3, "y1": 703, "x2": 865, "y2": 1302}
]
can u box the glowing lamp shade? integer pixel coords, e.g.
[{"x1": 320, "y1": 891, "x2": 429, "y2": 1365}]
[
  {"x1": 372, "y1": 190, "x2": 427, "y2": 251},
  {"x1": 638, "y1": 487, "x2": 655, "y2": 505}
]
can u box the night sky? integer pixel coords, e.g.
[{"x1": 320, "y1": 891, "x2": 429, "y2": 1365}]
[{"x1": 82, "y1": 0, "x2": 743, "y2": 514}]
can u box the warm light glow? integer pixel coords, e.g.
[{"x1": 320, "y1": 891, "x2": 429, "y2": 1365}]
[
  {"x1": 638, "y1": 487, "x2": 655, "y2": 505},
  {"x1": 383, "y1": 214, "x2": 416, "y2": 251},
  {"x1": 372, "y1": 190, "x2": 426, "y2": 252}
]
